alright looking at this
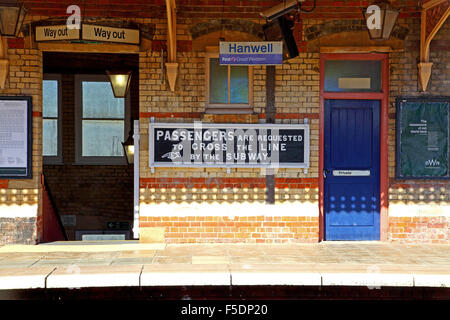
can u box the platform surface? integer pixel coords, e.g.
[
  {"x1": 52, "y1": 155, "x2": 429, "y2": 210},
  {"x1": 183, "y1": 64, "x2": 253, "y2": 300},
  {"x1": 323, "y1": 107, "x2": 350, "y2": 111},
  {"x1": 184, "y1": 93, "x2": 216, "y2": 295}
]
[{"x1": 0, "y1": 242, "x2": 449, "y2": 289}]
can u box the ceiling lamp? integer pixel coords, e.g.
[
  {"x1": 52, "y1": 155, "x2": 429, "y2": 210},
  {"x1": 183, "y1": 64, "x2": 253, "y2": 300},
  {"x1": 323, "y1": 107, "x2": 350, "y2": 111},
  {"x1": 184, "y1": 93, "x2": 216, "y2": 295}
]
[
  {"x1": 106, "y1": 70, "x2": 132, "y2": 98},
  {"x1": 364, "y1": 0, "x2": 399, "y2": 40},
  {"x1": 0, "y1": 0, "x2": 27, "y2": 37}
]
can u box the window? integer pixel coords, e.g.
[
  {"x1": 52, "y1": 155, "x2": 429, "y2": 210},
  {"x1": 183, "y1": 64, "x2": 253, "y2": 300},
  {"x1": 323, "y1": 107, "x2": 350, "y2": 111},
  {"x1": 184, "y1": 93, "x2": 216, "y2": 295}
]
[
  {"x1": 324, "y1": 60, "x2": 382, "y2": 92},
  {"x1": 206, "y1": 49, "x2": 253, "y2": 114},
  {"x1": 43, "y1": 74, "x2": 62, "y2": 164},
  {"x1": 75, "y1": 75, "x2": 129, "y2": 165}
]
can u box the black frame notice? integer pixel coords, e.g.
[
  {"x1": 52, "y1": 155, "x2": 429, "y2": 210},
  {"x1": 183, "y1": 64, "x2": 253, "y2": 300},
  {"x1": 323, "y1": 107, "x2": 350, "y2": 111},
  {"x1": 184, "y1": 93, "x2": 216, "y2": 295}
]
[
  {"x1": 0, "y1": 96, "x2": 33, "y2": 179},
  {"x1": 396, "y1": 96, "x2": 449, "y2": 179},
  {"x1": 149, "y1": 123, "x2": 310, "y2": 169}
]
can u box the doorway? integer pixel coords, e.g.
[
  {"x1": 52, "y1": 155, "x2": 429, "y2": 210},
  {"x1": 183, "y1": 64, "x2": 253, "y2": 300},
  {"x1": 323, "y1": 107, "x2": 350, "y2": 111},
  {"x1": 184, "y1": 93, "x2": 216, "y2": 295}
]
[
  {"x1": 42, "y1": 52, "x2": 139, "y2": 241},
  {"x1": 319, "y1": 53, "x2": 389, "y2": 241},
  {"x1": 324, "y1": 99, "x2": 380, "y2": 240}
]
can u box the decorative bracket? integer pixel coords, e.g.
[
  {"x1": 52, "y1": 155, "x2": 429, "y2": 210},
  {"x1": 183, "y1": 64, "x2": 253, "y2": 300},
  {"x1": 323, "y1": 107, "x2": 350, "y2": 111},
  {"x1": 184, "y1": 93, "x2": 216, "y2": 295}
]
[
  {"x1": 419, "y1": 0, "x2": 450, "y2": 91},
  {"x1": 0, "y1": 37, "x2": 9, "y2": 89},
  {"x1": 165, "y1": 0, "x2": 178, "y2": 91}
]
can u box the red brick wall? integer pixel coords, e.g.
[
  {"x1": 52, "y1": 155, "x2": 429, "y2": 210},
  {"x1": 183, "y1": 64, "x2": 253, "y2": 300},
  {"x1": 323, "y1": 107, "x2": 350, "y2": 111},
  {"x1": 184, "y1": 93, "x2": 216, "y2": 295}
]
[{"x1": 140, "y1": 216, "x2": 319, "y2": 243}]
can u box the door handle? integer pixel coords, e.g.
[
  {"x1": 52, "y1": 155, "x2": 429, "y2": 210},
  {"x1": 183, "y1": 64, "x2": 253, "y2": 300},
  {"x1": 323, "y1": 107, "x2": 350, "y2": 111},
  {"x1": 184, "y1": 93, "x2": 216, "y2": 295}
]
[{"x1": 323, "y1": 169, "x2": 330, "y2": 179}]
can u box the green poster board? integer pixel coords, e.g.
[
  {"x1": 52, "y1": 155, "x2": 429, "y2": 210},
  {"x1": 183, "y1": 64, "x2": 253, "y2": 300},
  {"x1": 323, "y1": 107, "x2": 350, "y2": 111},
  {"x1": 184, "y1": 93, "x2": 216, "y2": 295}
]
[{"x1": 396, "y1": 97, "x2": 449, "y2": 179}]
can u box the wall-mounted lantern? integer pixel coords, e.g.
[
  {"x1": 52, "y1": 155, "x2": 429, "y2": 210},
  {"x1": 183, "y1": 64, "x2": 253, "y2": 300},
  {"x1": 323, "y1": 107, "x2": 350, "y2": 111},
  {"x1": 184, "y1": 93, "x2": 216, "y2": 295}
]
[
  {"x1": 106, "y1": 70, "x2": 132, "y2": 98},
  {"x1": 364, "y1": 0, "x2": 399, "y2": 40},
  {"x1": 122, "y1": 129, "x2": 134, "y2": 165},
  {"x1": 0, "y1": 0, "x2": 27, "y2": 37}
]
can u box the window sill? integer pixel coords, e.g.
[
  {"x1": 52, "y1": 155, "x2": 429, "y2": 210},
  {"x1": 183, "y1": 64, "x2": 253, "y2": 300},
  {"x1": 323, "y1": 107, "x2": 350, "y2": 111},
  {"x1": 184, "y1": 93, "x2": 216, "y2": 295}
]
[
  {"x1": 201, "y1": 113, "x2": 260, "y2": 124},
  {"x1": 73, "y1": 157, "x2": 129, "y2": 166}
]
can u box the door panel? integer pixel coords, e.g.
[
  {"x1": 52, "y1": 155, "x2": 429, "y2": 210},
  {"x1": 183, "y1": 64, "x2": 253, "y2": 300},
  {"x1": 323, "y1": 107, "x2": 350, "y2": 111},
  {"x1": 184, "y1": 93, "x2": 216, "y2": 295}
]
[{"x1": 324, "y1": 99, "x2": 380, "y2": 240}]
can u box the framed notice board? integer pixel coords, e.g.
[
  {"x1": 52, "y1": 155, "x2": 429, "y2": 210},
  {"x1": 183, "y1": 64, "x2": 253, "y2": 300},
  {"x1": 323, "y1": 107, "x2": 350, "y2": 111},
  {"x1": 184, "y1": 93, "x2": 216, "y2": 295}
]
[
  {"x1": 0, "y1": 96, "x2": 33, "y2": 179},
  {"x1": 396, "y1": 96, "x2": 449, "y2": 179}
]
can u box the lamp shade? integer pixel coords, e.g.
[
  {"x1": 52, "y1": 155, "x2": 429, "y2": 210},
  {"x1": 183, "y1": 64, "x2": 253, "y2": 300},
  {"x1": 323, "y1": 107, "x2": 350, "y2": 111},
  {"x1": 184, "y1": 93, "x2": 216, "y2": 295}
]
[
  {"x1": 106, "y1": 70, "x2": 132, "y2": 98},
  {"x1": 0, "y1": 0, "x2": 27, "y2": 37},
  {"x1": 364, "y1": 1, "x2": 399, "y2": 40},
  {"x1": 122, "y1": 131, "x2": 134, "y2": 164}
]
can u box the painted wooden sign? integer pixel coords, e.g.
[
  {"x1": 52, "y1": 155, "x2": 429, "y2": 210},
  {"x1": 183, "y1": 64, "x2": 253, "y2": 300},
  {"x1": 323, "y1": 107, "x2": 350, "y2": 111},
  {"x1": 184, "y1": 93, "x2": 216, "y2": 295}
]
[
  {"x1": 82, "y1": 24, "x2": 140, "y2": 44},
  {"x1": 149, "y1": 123, "x2": 310, "y2": 169},
  {"x1": 219, "y1": 41, "x2": 283, "y2": 65},
  {"x1": 35, "y1": 25, "x2": 80, "y2": 41}
]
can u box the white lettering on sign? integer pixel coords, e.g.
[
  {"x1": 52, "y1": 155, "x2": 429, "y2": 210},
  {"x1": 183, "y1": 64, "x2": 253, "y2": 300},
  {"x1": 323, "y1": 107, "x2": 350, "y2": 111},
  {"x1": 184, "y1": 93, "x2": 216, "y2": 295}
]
[
  {"x1": 35, "y1": 25, "x2": 79, "y2": 41},
  {"x1": 82, "y1": 24, "x2": 140, "y2": 44}
]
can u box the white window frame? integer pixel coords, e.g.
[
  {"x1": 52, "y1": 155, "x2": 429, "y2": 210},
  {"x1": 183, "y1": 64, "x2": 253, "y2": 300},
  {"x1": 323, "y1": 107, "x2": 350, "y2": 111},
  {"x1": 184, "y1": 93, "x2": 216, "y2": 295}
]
[
  {"x1": 74, "y1": 74, "x2": 130, "y2": 165},
  {"x1": 43, "y1": 74, "x2": 63, "y2": 165},
  {"x1": 205, "y1": 47, "x2": 253, "y2": 114}
]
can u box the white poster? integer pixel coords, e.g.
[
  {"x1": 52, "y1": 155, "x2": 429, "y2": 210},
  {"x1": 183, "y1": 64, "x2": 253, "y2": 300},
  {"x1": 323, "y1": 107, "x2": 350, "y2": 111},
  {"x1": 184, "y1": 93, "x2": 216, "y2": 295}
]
[{"x1": 0, "y1": 100, "x2": 28, "y2": 171}]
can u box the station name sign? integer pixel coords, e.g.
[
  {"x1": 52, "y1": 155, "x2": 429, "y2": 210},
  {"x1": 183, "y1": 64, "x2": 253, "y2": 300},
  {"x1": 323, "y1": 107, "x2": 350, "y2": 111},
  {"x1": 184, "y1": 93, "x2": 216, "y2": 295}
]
[
  {"x1": 149, "y1": 123, "x2": 310, "y2": 168},
  {"x1": 35, "y1": 24, "x2": 140, "y2": 45},
  {"x1": 219, "y1": 41, "x2": 283, "y2": 65}
]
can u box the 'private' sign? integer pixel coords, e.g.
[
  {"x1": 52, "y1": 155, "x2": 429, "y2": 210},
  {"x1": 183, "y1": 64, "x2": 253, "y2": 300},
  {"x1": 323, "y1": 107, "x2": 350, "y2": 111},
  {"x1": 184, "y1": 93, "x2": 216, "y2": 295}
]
[{"x1": 219, "y1": 41, "x2": 283, "y2": 65}]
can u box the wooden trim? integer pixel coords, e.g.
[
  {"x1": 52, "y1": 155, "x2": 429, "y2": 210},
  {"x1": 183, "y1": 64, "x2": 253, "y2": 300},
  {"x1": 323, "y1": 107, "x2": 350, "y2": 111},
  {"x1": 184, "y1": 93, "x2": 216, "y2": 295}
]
[
  {"x1": 37, "y1": 42, "x2": 140, "y2": 53},
  {"x1": 320, "y1": 46, "x2": 393, "y2": 53},
  {"x1": 422, "y1": 0, "x2": 447, "y2": 9},
  {"x1": 319, "y1": 53, "x2": 389, "y2": 242},
  {"x1": 423, "y1": 7, "x2": 450, "y2": 61}
]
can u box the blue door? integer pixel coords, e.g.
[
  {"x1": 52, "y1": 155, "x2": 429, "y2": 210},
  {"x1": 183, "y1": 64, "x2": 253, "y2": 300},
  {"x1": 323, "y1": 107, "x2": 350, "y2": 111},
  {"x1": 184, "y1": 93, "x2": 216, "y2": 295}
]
[{"x1": 324, "y1": 99, "x2": 380, "y2": 240}]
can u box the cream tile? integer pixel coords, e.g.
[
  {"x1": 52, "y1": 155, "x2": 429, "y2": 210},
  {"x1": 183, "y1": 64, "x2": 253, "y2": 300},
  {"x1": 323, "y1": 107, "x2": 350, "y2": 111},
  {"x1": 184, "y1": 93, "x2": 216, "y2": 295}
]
[
  {"x1": 141, "y1": 264, "x2": 230, "y2": 286},
  {"x1": 0, "y1": 267, "x2": 55, "y2": 289},
  {"x1": 46, "y1": 265, "x2": 142, "y2": 288}
]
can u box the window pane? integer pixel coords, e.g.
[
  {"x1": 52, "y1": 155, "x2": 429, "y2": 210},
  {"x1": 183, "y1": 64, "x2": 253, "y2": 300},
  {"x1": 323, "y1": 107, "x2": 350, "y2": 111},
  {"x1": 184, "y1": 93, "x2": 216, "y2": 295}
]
[
  {"x1": 209, "y1": 58, "x2": 228, "y2": 104},
  {"x1": 230, "y1": 66, "x2": 249, "y2": 104},
  {"x1": 43, "y1": 119, "x2": 57, "y2": 156},
  {"x1": 82, "y1": 120, "x2": 124, "y2": 157},
  {"x1": 82, "y1": 82, "x2": 124, "y2": 118},
  {"x1": 43, "y1": 80, "x2": 58, "y2": 117},
  {"x1": 324, "y1": 60, "x2": 381, "y2": 92}
]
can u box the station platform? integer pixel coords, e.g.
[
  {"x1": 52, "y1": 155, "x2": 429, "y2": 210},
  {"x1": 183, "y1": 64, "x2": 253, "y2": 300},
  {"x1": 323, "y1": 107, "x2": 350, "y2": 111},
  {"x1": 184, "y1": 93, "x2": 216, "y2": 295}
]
[{"x1": 0, "y1": 242, "x2": 449, "y2": 290}]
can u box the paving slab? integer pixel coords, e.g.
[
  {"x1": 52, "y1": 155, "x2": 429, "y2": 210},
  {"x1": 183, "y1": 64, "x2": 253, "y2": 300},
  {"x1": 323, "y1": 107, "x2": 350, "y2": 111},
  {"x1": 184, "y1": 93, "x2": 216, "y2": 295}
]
[
  {"x1": 141, "y1": 264, "x2": 230, "y2": 286},
  {"x1": 230, "y1": 264, "x2": 322, "y2": 286},
  {"x1": 0, "y1": 243, "x2": 165, "y2": 253},
  {"x1": 46, "y1": 265, "x2": 143, "y2": 288},
  {"x1": 0, "y1": 267, "x2": 55, "y2": 289}
]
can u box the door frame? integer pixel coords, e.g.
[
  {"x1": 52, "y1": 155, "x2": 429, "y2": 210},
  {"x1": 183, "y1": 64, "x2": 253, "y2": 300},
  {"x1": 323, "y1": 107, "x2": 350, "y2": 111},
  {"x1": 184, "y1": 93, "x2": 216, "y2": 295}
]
[{"x1": 319, "y1": 53, "x2": 389, "y2": 241}]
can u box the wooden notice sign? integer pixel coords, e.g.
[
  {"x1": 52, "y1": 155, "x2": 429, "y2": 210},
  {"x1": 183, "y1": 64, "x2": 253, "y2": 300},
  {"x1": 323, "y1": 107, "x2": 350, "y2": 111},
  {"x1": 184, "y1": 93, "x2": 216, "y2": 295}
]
[
  {"x1": 35, "y1": 25, "x2": 80, "y2": 41},
  {"x1": 82, "y1": 24, "x2": 140, "y2": 45}
]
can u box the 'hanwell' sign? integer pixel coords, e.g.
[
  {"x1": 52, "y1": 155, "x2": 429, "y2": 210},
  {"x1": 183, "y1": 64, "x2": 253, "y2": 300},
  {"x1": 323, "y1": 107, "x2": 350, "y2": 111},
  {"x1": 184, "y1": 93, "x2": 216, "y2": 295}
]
[
  {"x1": 219, "y1": 41, "x2": 283, "y2": 65},
  {"x1": 149, "y1": 123, "x2": 310, "y2": 168}
]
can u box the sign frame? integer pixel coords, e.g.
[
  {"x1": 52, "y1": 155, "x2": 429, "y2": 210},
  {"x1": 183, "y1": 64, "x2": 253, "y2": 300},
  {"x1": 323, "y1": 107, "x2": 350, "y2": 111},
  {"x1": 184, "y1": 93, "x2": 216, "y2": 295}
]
[
  {"x1": 149, "y1": 122, "x2": 310, "y2": 169},
  {"x1": 219, "y1": 41, "x2": 283, "y2": 66},
  {"x1": 34, "y1": 23, "x2": 140, "y2": 45},
  {"x1": 396, "y1": 96, "x2": 450, "y2": 180},
  {"x1": 82, "y1": 24, "x2": 140, "y2": 45},
  {"x1": 0, "y1": 96, "x2": 33, "y2": 179},
  {"x1": 34, "y1": 24, "x2": 80, "y2": 42}
]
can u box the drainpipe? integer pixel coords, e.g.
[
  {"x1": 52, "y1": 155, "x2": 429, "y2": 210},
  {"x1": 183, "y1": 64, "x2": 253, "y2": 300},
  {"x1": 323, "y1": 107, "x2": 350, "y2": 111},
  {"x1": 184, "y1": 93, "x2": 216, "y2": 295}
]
[{"x1": 132, "y1": 120, "x2": 140, "y2": 239}]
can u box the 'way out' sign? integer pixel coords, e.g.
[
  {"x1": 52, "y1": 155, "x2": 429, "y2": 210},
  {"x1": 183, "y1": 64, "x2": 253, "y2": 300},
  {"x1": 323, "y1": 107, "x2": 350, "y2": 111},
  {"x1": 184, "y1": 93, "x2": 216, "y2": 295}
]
[
  {"x1": 219, "y1": 41, "x2": 283, "y2": 65},
  {"x1": 35, "y1": 25, "x2": 79, "y2": 41},
  {"x1": 82, "y1": 24, "x2": 140, "y2": 44},
  {"x1": 35, "y1": 24, "x2": 140, "y2": 45}
]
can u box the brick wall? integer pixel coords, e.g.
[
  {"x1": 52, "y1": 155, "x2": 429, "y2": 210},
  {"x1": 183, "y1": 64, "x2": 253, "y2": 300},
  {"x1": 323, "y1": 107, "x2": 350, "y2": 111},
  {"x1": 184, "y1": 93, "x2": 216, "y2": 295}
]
[
  {"x1": 137, "y1": 11, "x2": 448, "y2": 243},
  {"x1": 0, "y1": 48, "x2": 42, "y2": 245},
  {"x1": 386, "y1": 18, "x2": 450, "y2": 243},
  {"x1": 138, "y1": 17, "x2": 321, "y2": 243},
  {"x1": 1, "y1": 1, "x2": 448, "y2": 244}
]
